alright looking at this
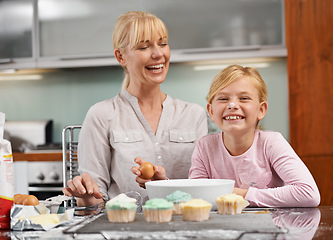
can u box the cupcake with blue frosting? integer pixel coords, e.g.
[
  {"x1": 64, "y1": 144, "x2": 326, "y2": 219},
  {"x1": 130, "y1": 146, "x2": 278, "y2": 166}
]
[
  {"x1": 105, "y1": 193, "x2": 137, "y2": 223},
  {"x1": 142, "y1": 198, "x2": 173, "y2": 223},
  {"x1": 166, "y1": 190, "x2": 192, "y2": 215}
]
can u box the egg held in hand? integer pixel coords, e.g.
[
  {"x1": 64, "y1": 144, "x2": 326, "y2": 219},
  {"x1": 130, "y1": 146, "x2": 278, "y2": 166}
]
[{"x1": 138, "y1": 162, "x2": 155, "y2": 179}]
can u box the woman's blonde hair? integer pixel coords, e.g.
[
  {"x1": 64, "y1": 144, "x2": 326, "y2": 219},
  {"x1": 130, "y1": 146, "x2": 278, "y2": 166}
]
[
  {"x1": 207, "y1": 65, "x2": 268, "y2": 104},
  {"x1": 113, "y1": 11, "x2": 169, "y2": 90}
]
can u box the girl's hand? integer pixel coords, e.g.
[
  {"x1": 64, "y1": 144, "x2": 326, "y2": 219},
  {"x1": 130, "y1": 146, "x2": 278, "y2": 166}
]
[
  {"x1": 62, "y1": 172, "x2": 103, "y2": 206},
  {"x1": 131, "y1": 157, "x2": 168, "y2": 189},
  {"x1": 233, "y1": 187, "x2": 248, "y2": 198}
]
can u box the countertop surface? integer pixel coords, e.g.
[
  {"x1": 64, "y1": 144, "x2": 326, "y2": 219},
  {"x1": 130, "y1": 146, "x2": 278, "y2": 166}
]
[
  {"x1": 1, "y1": 206, "x2": 332, "y2": 239},
  {"x1": 12, "y1": 152, "x2": 62, "y2": 162}
]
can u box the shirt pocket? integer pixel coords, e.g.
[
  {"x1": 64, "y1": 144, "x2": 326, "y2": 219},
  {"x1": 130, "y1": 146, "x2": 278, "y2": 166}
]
[
  {"x1": 113, "y1": 130, "x2": 143, "y2": 143},
  {"x1": 169, "y1": 130, "x2": 196, "y2": 143}
]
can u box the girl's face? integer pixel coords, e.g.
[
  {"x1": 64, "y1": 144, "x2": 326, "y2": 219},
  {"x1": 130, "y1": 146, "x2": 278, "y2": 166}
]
[
  {"x1": 207, "y1": 76, "x2": 267, "y2": 137},
  {"x1": 117, "y1": 37, "x2": 170, "y2": 88}
]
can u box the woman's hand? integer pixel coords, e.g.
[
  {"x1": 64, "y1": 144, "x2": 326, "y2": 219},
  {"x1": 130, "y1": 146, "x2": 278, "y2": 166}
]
[
  {"x1": 233, "y1": 187, "x2": 248, "y2": 198},
  {"x1": 62, "y1": 172, "x2": 104, "y2": 206},
  {"x1": 131, "y1": 157, "x2": 168, "y2": 189}
]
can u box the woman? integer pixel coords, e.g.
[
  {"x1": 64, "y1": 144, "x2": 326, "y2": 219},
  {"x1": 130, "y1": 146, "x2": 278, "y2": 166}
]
[{"x1": 62, "y1": 11, "x2": 208, "y2": 206}]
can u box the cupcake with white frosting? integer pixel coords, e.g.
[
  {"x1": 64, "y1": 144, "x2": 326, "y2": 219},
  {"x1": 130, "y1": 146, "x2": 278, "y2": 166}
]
[
  {"x1": 180, "y1": 199, "x2": 212, "y2": 222},
  {"x1": 215, "y1": 193, "x2": 249, "y2": 215}
]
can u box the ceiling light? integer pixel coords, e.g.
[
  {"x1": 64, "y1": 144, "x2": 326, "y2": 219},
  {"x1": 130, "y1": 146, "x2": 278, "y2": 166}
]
[
  {"x1": 193, "y1": 62, "x2": 270, "y2": 71},
  {"x1": 0, "y1": 75, "x2": 43, "y2": 81}
]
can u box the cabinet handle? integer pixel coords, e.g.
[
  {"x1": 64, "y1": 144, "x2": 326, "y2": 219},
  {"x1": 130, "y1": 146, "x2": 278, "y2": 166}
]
[
  {"x1": 59, "y1": 55, "x2": 115, "y2": 61},
  {"x1": 181, "y1": 45, "x2": 261, "y2": 54}
]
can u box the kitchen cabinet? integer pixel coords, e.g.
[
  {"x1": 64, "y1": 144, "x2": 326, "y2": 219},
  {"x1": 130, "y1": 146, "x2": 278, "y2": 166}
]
[
  {"x1": 1, "y1": 0, "x2": 286, "y2": 70},
  {"x1": 286, "y1": 0, "x2": 333, "y2": 206},
  {"x1": 0, "y1": 0, "x2": 36, "y2": 69}
]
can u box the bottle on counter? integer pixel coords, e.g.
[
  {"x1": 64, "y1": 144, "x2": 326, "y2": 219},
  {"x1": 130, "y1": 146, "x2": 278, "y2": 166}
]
[{"x1": 0, "y1": 112, "x2": 14, "y2": 229}]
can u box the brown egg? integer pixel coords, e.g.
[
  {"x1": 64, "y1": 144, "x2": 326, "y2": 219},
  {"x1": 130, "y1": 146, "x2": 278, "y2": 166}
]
[
  {"x1": 138, "y1": 162, "x2": 155, "y2": 179},
  {"x1": 23, "y1": 195, "x2": 39, "y2": 206},
  {"x1": 16, "y1": 194, "x2": 28, "y2": 205},
  {"x1": 13, "y1": 194, "x2": 22, "y2": 204}
]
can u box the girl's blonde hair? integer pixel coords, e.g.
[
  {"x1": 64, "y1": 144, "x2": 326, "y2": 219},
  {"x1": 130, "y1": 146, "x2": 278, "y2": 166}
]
[
  {"x1": 207, "y1": 65, "x2": 268, "y2": 104},
  {"x1": 113, "y1": 11, "x2": 169, "y2": 90}
]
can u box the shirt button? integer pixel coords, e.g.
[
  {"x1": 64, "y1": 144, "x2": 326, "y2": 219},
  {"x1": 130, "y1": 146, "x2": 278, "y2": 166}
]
[
  {"x1": 125, "y1": 137, "x2": 129, "y2": 142},
  {"x1": 156, "y1": 142, "x2": 159, "y2": 145},
  {"x1": 179, "y1": 137, "x2": 183, "y2": 142},
  {"x1": 157, "y1": 155, "x2": 162, "y2": 160}
]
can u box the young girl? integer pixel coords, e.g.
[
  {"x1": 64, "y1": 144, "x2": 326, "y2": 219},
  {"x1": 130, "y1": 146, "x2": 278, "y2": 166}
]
[{"x1": 189, "y1": 65, "x2": 320, "y2": 207}]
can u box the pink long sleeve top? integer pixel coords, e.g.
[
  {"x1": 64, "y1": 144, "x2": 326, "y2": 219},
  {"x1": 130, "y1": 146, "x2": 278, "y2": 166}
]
[{"x1": 189, "y1": 130, "x2": 320, "y2": 207}]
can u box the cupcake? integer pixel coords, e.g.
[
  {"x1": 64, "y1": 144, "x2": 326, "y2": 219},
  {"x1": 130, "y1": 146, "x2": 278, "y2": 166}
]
[
  {"x1": 166, "y1": 190, "x2": 192, "y2": 215},
  {"x1": 180, "y1": 199, "x2": 212, "y2": 222},
  {"x1": 142, "y1": 198, "x2": 173, "y2": 223},
  {"x1": 215, "y1": 193, "x2": 249, "y2": 215},
  {"x1": 105, "y1": 194, "x2": 137, "y2": 223}
]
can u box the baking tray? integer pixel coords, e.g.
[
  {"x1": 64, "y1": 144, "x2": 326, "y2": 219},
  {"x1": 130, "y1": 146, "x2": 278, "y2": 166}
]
[{"x1": 64, "y1": 212, "x2": 286, "y2": 239}]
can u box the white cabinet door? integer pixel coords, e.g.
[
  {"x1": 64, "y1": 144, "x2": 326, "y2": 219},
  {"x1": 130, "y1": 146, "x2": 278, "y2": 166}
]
[
  {"x1": 38, "y1": 0, "x2": 144, "y2": 58},
  {"x1": 1, "y1": 0, "x2": 285, "y2": 69},
  {"x1": 147, "y1": 0, "x2": 284, "y2": 50},
  {"x1": 38, "y1": 0, "x2": 284, "y2": 58},
  {"x1": 0, "y1": 0, "x2": 35, "y2": 70},
  {"x1": 37, "y1": 0, "x2": 285, "y2": 67}
]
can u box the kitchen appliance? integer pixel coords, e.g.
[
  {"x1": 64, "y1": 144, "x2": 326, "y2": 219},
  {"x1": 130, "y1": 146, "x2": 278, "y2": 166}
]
[
  {"x1": 5, "y1": 119, "x2": 63, "y2": 199},
  {"x1": 27, "y1": 161, "x2": 63, "y2": 200},
  {"x1": 4, "y1": 120, "x2": 53, "y2": 151}
]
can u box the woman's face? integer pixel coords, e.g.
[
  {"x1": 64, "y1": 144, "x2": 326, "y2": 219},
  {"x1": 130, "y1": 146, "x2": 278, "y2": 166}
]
[
  {"x1": 207, "y1": 77, "x2": 267, "y2": 137},
  {"x1": 119, "y1": 36, "x2": 170, "y2": 88}
]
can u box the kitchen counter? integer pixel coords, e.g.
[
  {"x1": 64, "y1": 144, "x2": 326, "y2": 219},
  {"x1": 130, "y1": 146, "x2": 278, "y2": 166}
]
[
  {"x1": 13, "y1": 152, "x2": 62, "y2": 162},
  {"x1": 1, "y1": 206, "x2": 332, "y2": 239}
]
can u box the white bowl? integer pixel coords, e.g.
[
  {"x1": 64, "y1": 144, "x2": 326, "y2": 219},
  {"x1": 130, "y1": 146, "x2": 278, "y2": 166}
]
[{"x1": 145, "y1": 179, "x2": 235, "y2": 210}]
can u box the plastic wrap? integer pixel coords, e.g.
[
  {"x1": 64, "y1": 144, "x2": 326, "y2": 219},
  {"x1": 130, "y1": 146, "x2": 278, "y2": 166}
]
[{"x1": 11, "y1": 195, "x2": 74, "y2": 231}]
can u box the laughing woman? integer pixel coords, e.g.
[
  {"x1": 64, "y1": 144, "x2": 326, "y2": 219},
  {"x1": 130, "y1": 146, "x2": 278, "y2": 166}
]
[{"x1": 62, "y1": 11, "x2": 208, "y2": 206}]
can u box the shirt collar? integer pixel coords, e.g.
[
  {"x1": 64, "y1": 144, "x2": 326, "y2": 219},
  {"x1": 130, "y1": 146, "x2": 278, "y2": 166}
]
[{"x1": 120, "y1": 89, "x2": 171, "y2": 106}]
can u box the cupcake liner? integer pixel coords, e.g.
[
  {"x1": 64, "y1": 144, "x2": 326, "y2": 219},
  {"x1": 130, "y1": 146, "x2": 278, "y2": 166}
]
[
  {"x1": 143, "y1": 209, "x2": 173, "y2": 223},
  {"x1": 106, "y1": 209, "x2": 136, "y2": 223},
  {"x1": 181, "y1": 205, "x2": 211, "y2": 221},
  {"x1": 216, "y1": 194, "x2": 249, "y2": 215},
  {"x1": 173, "y1": 203, "x2": 183, "y2": 215}
]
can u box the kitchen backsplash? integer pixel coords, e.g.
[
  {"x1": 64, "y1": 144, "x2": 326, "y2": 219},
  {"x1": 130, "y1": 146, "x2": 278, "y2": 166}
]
[{"x1": 0, "y1": 59, "x2": 288, "y2": 143}]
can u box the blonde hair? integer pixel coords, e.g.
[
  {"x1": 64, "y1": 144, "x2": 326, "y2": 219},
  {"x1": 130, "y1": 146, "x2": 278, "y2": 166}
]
[
  {"x1": 207, "y1": 65, "x2": 267, "y2": 104},
  {"x1": 113, "y1": 11, "x2": 169, "y2": 90}
]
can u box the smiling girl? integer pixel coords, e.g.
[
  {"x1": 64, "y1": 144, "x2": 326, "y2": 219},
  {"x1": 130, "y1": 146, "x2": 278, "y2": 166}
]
[{"x1": 189, "y1": 65, "x2": 320, "y2": 207}]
